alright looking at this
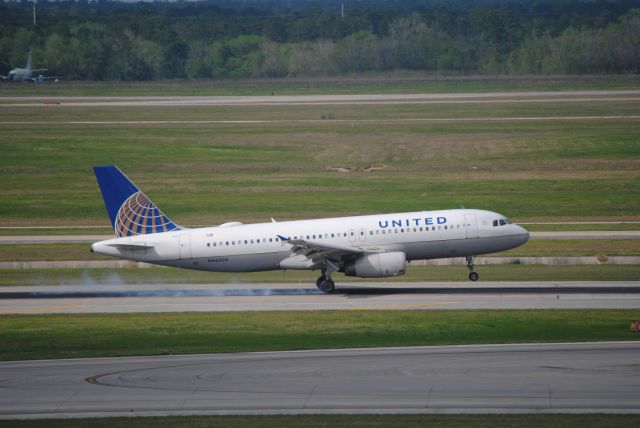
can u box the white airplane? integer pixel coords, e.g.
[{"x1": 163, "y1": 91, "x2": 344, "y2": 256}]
[
  {"x1": 91, "y1": 165, "x2": 529, "y2": 293},
  {"x1": 2, "y1": 50, "x2": 57, "y2": 82}
]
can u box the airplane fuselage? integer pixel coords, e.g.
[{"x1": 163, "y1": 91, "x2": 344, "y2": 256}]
[
  {"x1": 92, "y1": 208, "x2": 529, "y2": 274},
  {"x1": 7, "y1": 68, "x2": 32, "y2": 81}
]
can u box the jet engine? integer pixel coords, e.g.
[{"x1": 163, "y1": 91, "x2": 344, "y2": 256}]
[{"x1": 343, "y1": 252, "x2": 406, "y2": 278}]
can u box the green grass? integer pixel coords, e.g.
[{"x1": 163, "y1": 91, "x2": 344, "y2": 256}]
[
  {"x1": 1, "y1": 74, "x2": 639, "y2": 96},
  {"x1": 0, "y1": 123, "x2": 638, "y2": 225},
  {"x1": 523, "y1": 223, "x2": 640, "y2": 231},
  {"x1": 0, "y1": 82, "x2": 638, "y2": 226},
  {"x1": 1, "y1": 309, "x2": 638, "y2": 361},
  {"x1": 1, "y1": 264, "x2": 638, "y2": 287},
  {"x1": 2, "y1": 414, "x2": 640, "y2": 428}
]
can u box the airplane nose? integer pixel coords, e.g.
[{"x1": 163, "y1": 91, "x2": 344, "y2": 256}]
[{"x1": 515, "y1": 225, "x2": 530, "y2": 245}]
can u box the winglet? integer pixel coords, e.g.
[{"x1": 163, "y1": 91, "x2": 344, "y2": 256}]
[{"x1": 277, "y1": 235, "x2": 290, "y2": 241}]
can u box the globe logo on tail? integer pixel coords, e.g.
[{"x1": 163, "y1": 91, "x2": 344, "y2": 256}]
[{"x1": 115, "y1": 191, "x2": 179, "y2": 237}]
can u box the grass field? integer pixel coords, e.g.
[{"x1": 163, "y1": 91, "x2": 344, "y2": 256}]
[
  {"x1": 1, "y1": 309, "x2": 638, "y2": 361},
  {"x1": 2, "y1": 414, "x2": 640, "y2": 428},
  {"x1": 1, "y1": 264, "x2": 638, "y2": 286},
  {"x1": 0, "y1": 94, "x2": 639, "y2": 226},
  {"x1": 1, "y1": 74, "x2": 639, "y2": 96}
]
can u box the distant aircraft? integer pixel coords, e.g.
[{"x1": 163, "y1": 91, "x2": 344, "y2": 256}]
[
  {"x1": 1, "y1": 50, "x2": 59, "y2": 82},
  {"x1": 91, "y1": 166, "x2": 529, "y2": 293}
]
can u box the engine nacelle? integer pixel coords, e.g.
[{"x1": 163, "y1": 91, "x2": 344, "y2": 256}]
[{"x1": 343, "y1": 252, "x2": 406, "y2": 278}]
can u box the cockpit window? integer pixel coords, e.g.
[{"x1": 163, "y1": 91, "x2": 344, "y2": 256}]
[
  {"x1": 499, "y1": 219, "x2": 507, "y2": 226},
  {"x1": 494, "y1": 218, "x2": 512, "y2": 227},
  {"x1": 493, "y1": 220, "x2": 499, "y2": 227}
]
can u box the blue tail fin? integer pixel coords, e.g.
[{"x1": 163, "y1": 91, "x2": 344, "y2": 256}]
[{"x1": 93, "y1": 165, "x2": 181, "y2": 237}]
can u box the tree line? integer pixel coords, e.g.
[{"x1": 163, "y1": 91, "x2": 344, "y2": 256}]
[{"x1": 1, "y1": 0, "x2": 639, "y2": 80}]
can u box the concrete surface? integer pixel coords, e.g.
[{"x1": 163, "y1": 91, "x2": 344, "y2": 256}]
[
  {"x1": 1, "y1": 342, "x2": 639, "y2": 419},
  {"x1": 1, "y1": 282, "x2": 639, "y2": 313}
]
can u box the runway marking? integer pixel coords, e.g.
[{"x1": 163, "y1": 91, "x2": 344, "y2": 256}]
[
  {"x1": 351, "y1": 301, "x2": 459, "y2": 310},
  {"x1": 0, "y1": 305, "x2": 84, "y2": 314}
]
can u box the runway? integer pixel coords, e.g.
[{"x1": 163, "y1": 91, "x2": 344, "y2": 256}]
[
  {"x1": 1, "y1": 282, "x2": 639, "y2": 313},
  {"x1": 1, "y1": 90, "x2": 639, "y2": 107},
  {"x1": 1, "y1": 342, "x2": 638, "y2": 419}
]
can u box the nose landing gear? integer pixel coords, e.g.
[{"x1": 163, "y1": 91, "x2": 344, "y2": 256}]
[{"x1": 466, "y1": 255, "x2": 479, "y2": 281}]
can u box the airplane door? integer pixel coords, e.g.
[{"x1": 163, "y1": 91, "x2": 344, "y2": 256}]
[
  {"x1": 358, "y1": 228, "x2": 366, "y2": 242},
  {"x1": 349, "y1": 229, "x2": 357, "y2": 243},
  {"x1": 465, "y1": 214, "x2": 478, "y2": 239},
  {"x1": 179, "y1": 232, "x2": 192, "y2": 259}
]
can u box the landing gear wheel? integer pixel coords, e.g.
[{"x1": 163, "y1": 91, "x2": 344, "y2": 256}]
[
  {"x1": 316, "y1": 275, "x2": 335, "y2": 293},
  {"x1": 466, "y1": 255, "x2": 478, "y2": 282},
  {"x1": 320, "y1": 279, "x2": 335, "y2": 294}
]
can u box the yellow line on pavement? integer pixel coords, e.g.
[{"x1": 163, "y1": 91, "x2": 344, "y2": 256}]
[
  {"x1": 351, "y1": 301, "x2": 459, "y2": 310},
  {"x1": 0, "y1": 305, "x2": 84, "y2": 314}
]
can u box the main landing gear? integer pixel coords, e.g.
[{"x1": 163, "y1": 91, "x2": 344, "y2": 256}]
[
  {"x1": 466, "y1": 255, "x2": 479, "y2": 282},
  {"x1": 316, "y1": 274, "x2": 335, "y2": 293}
]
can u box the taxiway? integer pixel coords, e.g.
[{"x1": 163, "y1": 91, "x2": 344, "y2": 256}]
[{"x1": 1, "y1": 342, "x2": 638, "y2": 419}]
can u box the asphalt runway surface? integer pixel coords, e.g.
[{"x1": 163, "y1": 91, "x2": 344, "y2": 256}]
[
  {"x1": 1, "y1": 342, "x2": 638, "y2": 419},
  {"x1": 1, "y1": 90, "x2": 639, "y2": 107},
  {"x1": 1, "y1": 282, "x2": 639, "y2": 313}
]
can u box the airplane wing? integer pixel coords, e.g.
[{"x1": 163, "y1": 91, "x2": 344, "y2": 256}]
[
  {"x1": 30, "y1": 75, "x2": 64, "y2": 83},
  {"x1": 277, "y1": 235, "x2": 383, "y2": 267}
]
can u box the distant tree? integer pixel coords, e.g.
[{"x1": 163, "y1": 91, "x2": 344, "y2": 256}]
[
  {"x1": 210, "y1": 35, "x2": 264, "y2": 78},
  {"x1": 288, "y1": 40, "x2": 335, "y2": 75}
]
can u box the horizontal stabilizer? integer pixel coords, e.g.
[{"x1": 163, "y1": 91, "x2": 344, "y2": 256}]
[{"x1": 109, "y1": 242, "x2": 155, "y2": 250}]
